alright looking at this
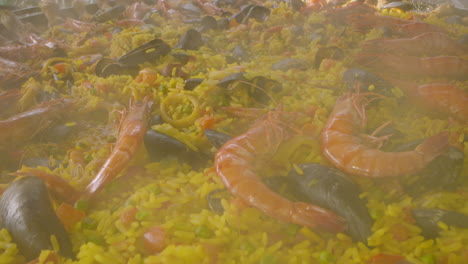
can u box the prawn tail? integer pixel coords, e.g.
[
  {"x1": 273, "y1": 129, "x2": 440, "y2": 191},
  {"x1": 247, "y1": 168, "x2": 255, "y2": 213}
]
[
  {"x1": 416, "y1": 131, "x2": 450, "y2": 162},
  {"x1": 292, "y1": 202, "x2": 346, "y2": 233}
]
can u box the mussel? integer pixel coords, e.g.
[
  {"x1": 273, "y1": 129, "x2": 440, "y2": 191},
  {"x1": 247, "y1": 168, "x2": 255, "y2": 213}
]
[
  {"x1": 412, "y1": 208, "x2": 468, "y2": 238},
  {"x1": 287, "y1": 163, "x2": 373, "y2": 243},
  {"x1": 144, "y1": 130, "x2": 208, "y2": 168},
  {"x1": 394, "y1": 139, "x2": 464, "y2": 197},
  {"x1": 0, "y1": 177, "x2": 73, "y2": 260},
  {"x1": 118, "y1": 38, "x2": 171, "y2": 66},
  {"x1": 96, "y1": 39, "x2": 171, "y2": 77},
  {"x1": 204, "y1": 129, "x2": 232, "y2": 149},
  {"x1": 174, "y1": 29, "x2": 204, "y2": 50}
]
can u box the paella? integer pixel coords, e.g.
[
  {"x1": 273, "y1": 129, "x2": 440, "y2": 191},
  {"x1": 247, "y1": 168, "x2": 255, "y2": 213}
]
[{"x1": 0, "y1": 0, "x2": 466, "y2": 263}]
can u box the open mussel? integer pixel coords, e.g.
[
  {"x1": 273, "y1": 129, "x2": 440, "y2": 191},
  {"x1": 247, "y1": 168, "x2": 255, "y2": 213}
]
[
  {"x1": 0, "y1": 177, "x2": 73, "y2": 260},
  {"x1": 287, "y1": 163, "x2": 373, "y2": 243},
  {"x1": 394, "y1": 139, "x2": 464, "y2": 197},
  {"x1": 412, "y1": 208, "x2": 468, "y2": 239},
  {"x1": 216, "y1": 73, "x2": 282, "y2": 105},
  {"x1": 96, "y1": 39, "x2": 171, "y2": 77},
  {"x1": 144, "y1": 130, "x2": 208, "y2": 169},
  {"x1": 118, "y1": 38, "x2": 171, "y2": 66}
]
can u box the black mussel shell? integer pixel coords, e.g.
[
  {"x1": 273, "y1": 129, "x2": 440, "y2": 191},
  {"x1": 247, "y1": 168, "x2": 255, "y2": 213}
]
[
  {"x1": 272, "y1": 58, "x2": 308, "y2": 71},
  {"x1": 119, "y1": 39, "x2": 171, "y2": 66},
  {"x1": 184, "y1": 78, "x2": 204, "y2": 90},
  {"x1": 199, "y1": 16, "x2": 218, "y2": 32},
  {"x1": 144, "y1": 130, "x2": 208, "y2": 168},
  {"x1": 394, "y1": 139, "x2": 464, "y2": 197},
  {"x1": 289, "y1": 0, "x2": 305, "y2": 11},
  {"x1": 412, "y1": 208, "x2": 468, "y2": 238},
  {"x1": 204, "y1": 129, "x2": 232, "y2": 149},
  {"x1": 248, "y1": 76, "x2": 282, "y2": 104},
  {"x1": 216, "y1": 72, "x2": 248, "y2": 88},
  {"x1": 314, "y1": 46, "x2": 344, "y2": 68},
  {"x1": 287, "y1": 163, "x2": 373, "y2": 243},
  {"x1": 175, "y1": 29, "x2": 204, "y2": 50},
  {"x1": 92, "y1": 5, "x2": 125, "y2": 23},
  {"x1": 0, "y1": 177, "x2": 73, "y2": 260}
]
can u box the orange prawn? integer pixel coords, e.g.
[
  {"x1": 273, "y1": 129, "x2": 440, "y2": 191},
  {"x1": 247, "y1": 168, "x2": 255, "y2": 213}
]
[
  {"x1": 215, "y1": 113, "x2": 346, "y2": 233},
  {"x1": 82, "y1": 96, "x2": 153, "y2": 199},
  {"x1": 354, "y1": 54, "x2": 468, "y2": 80},
  {"x1": 320, "y1": 93, "x2": 450, "y2": 178},
  {"x1": 0, "y1": 98, "x2": 73, "y2": 148},
  {"x1": 390, "y1": 80, "x2": 468, "y2": 122},
  {"x1": 361, "y1": 32, "x2": 468, "y2": 57}
]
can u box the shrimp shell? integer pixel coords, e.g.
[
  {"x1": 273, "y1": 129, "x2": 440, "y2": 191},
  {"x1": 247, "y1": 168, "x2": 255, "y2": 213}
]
[
  {"x1": 215, "y1": 114, "x2": 346, "y2": 233},
  {"x1": 321, "y1": 94, "x2": 450, "y2": 177}
]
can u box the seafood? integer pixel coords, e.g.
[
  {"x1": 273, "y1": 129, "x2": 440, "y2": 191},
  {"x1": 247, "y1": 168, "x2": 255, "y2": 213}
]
[
  {"x1": 396, "y1": 143, "x2": 465, "y2": 196},
  {"x1": 354, "y1": 54, "x2": 468, "y2": 80},
  {"x1": 412, "y1": 208, "x2": 468, "y2": 238},
  {"x1": 144, "y1": 130, "x2": 208, "y2": 168},
  {"x1": 361, "y1": 32, "x2": 468, "y2": 57},
  {"x1": 0, "y1": 177, "x2": 73, "y2": 261},
  {"x1": 0, "y1": 57, "x2": 36, "y2": 87},
  {"x1": 320, "y1": 93, "x2": 450, "y2": 177},
  {"x1": 215, "y1": 113, "x2": 346, "y2": 232},
  {"x1": 82, "y1": 96, "x2": 153, "y2": 200},
  {"x1": 287, "y1": 163, "x2": 373, "y2": 243},
  {"x1": 0, "y1": 98, "x2": 73, "y2": 148},
  {"x1": 204, "y1": 129, "x2": 232, "y2": 149},
  {"x1": 391, "y1": 80, "x2": 468, "y2": 122}
]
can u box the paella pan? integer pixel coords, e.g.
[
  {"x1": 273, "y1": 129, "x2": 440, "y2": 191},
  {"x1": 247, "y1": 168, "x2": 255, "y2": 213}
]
[{"x1": 0, "y1": 0, "x2": 466, "y2": 263}]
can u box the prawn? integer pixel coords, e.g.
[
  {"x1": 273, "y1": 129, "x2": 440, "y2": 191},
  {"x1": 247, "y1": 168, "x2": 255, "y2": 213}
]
[
  {"x1": 215, "y1": 113, "x2": 346, "y2": 233},
  {"x1": 320, "y1": 93, "x2": 450, "y2": 178},
  {"x1": 0, "y1": 98, "x2": 73, "y2": 148},
  {"x1": 354, "y1": 54, "x2": 468, "y2": 80},
  {"x1": 361, "y1": 32, "x2": 468, "y2": 57},
  {"x1": 82, "y1": 96, "x2": 153, "y2": 199},
  {"x1": 391, "y1": 80, "x2": 468, "y2": 122}
]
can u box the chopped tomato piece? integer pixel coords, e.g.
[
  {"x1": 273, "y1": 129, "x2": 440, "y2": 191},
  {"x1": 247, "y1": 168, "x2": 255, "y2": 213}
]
[
  {"x1": 198, "y1": 115, "x2": 215, "y2": 129},
  {"x1": 56, "y1": 202, "x2": 86, "y2": 231},
  {"x1": 369, "y1": 253, "x2": 405, "y2": 264},
  {"x1": 53, "y1": 63, "x2": 67, "y2": 74},
  {"x1": 143, "y1": 226, "x2": 166, "y2": 254}
]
